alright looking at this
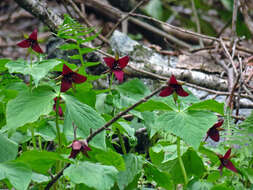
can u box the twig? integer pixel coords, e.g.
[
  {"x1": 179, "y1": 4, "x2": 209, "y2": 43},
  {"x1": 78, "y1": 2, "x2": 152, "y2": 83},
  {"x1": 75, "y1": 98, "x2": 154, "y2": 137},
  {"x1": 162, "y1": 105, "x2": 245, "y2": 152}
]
[
  {"x1": 45, "y1": 85, "x2": 165, "y2": 189},
  {"x1": 86, "y1": 85, "x2": 165, "y2": 142},
  {"x1": 191, "y1": 0, "x2": 204, "y2": 47},
  {"x1": 106, "y1": 0, "x2": 146, "y2": 39},
  {"x1": 235, "y1": 55, "x2": 243, "y2": 123},
  {"x1": 129, "y1": 13, "x2": 221, "y2": 42},
  {"x1": 220, "y1": 38, "x2": 238, "y2": 76},
  {"x1": 44, "y1": 163, "x2": 71, "y2": 190}
]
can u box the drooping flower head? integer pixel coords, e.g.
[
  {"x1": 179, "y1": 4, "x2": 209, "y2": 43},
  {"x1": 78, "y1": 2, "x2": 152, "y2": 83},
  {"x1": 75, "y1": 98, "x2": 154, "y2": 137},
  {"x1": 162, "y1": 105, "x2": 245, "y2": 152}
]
[
  {"x1": 159, "y1": 75, "x2": 189, "y2": 100},
  {"x1": 17, "y1": 29, "x2": 43, "y2": 54},
  {"x1": 53, "y1": 97, "x2": 63, "y2": 117},
  {"x1": 205, "y1": 119, "x2": 224, "y2": 142},
  {"x1": 69, "y1": 140, "x2": 91, "y2": 159},
  {"x1": 61, "y1": 64, "x2": 87, "y2": 92},
  {"x1": 103, "y1": 54, "x2": 129, "y2": 82},
  {"x1": 217, "y1": 148, "x2": 237, "y2": 174}
]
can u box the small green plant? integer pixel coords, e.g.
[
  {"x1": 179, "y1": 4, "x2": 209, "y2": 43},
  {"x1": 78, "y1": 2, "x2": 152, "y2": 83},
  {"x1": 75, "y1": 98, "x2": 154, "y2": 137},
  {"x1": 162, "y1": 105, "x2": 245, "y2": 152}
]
[{"x1": 0, "y1": 14, "x2": 252, "y2": 190}]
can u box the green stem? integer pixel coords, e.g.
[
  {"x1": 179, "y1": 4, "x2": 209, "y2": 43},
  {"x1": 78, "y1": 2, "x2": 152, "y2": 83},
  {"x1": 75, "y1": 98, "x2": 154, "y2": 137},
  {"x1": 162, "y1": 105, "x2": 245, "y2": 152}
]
[
  {"x1": 38, "y1": 136, "x2": 42, "y2": 151},
  {"x1": 77, "y1": 42, "x2": 85, "y2": 66},
  {"x1": 55, "y1": 96, "x2": 62, "y2": 149},
  {"x1": 30, "y1": 126, "x2": 36, "y2": 149},
  {"x1": 177, "y1": 137, "x2": 188, "y2": 185},
  {"x1": 29, "y1": 54, "x2": 33, "y2": 87},
  {"x1": 117, "y1": 128, "x2": 127, "y2": 155}
]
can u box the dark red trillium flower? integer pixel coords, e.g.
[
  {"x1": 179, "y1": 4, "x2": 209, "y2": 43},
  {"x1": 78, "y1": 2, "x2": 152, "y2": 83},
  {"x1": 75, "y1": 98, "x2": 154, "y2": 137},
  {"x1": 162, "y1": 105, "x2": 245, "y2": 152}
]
[
  {"x1": 103, "y1": 55, "x2": 129, "y2": 82},
  {"x1": 217, "y1": 148, "x2": 237, "y2": 173},
  {"x1": 61, "y1": 64, "x2": 87, "y2": 92},
  {"x1": 205, "y1": 119, "x2": 224, "y2": 142},
  {"x1": 159, "y1": 75, "x2": 189, "y2": 97},
  {"x1": 53, "y1": 97, "x2": 63, "y2": 117},
  {"x1": 69, "y1": 140, "x2": 91, "y2": 159},
  {"x1": 17, "y1": 29, "x2": 43, "y2": 54}
]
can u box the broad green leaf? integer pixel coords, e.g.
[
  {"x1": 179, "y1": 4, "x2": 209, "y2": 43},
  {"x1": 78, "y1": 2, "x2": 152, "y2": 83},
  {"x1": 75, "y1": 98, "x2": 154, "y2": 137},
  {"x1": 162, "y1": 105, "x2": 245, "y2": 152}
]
[
  {"x1": 156, "y1": 110, "x2": 217, "y2": 149},
  {"x1": 0, "y1": 58, "x2": 10, "y2": 72},
  {"x1": 31, "y1": 172, "x2": 50, "y2": 183},
  {"x1": 187, "y1": 179, "x2": 213, "y2": 190},
  {"x1": 30, "y1": 59, "x2": 62, "y2": 86},
  {"x1": 17, "y1": 150, "x2": 69, "y2": 174},
  {"x1": 116, "y1": 78, "x2": 151, "y2": 99},
  {"x1": 211, "y1": 184, "x2": 233, "y2": 190},
  {"x1": 62, "y1": 94, "x2": 106, "y2": 149},
  {"x1": 5, "y1": 59, "x2": 28, "y2": 73},
  {"x1": 90, "y1": 148, "x2": 125, "y2": 171},
  {"x1": 115, "y1": 78, "x2": 151, "y2": 108},
  {"x1": 64, "y1": 161, "x2": 118, "y2": 190},
  {"x1": 59, "y1": 43, "x2": 78, "y2": 50},
  {"x1": 117, "y1": 154, "x2": 143, "y2": 190},
  {"x1": 161, "y1": 148, "x2": 205, "y2": 184},
  {"x1": 0, "y1": 161, "x2": 32, "y2": 190},
  {"x1": 135, "y1": 99, "x2": 173, "y2": 112},
  {"x1": 6, "y1": 59, "x2": 62, "y2": 86},
  {"x1": 207, "y1": 171, "x2": 220, "y2": 182},
  {"x1": 188, "y1": 100, "x2": 224, "y2": 115},
  {"x1": 0, "y1": 134, "x2": 18, "y2": 162},
  {"x1": 144, "y1": 0, "x2": 163, "y2": 20},
  {"x1": 144, "y1": 162, "x2": 173, "y2": 190},
  {"x1": 241, "y1": 168, "x2": 253, "y2": 184},
  {"x1": 6, "y1": 86, "x2": 56, "y2": 130},
  {"x1": 141, "y1": 111, "x2": 157, "y2": 137}
]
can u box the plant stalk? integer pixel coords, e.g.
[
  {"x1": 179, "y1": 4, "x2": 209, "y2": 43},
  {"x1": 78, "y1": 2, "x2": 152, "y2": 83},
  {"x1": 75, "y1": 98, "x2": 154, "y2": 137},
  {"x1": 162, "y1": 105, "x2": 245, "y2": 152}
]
[
  {"x1": 117, "y1": 128, "x2": 127, "y2": 155},
  {"x1": 55, "y1": 96, "x2": 62, "y2": 148},
  {"x1": 30, "y1": 126, "x2": 36, "y2": 149},
  {"x1": 177, "y1": 137, "x2": 188, "y2": 185}
]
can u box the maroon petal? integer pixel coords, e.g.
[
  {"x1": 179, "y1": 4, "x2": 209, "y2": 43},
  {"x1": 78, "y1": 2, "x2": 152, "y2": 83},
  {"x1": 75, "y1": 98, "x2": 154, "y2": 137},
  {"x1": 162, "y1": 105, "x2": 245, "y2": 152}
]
[
  {"x1": 209, "y1": 129, "x2": 220, "y2": 142},
  {"x1": 218, "y1": 164, "x2": 224, "y2": 171},
  {"x1": 113, "y1": 70, "x2": 124, "y2": 82},
  {"x1": 60, "y1": 78, "x2": 72, "y2": 92},
  {"x1": 225, "y1": 160, "x2": 237, "y2": 173},
  {"x1": 118, "y1": 56, "x2": 129, "y2": 69},
  {"x1": 159, "y1": 86, "x2": 173, "y2": 97},
  {"x1": 81, "y1": 145, "x2": 91, "y2": 158},
  {"x1": 31, "y1": 43, "x2": 43, "y2": 54},
  {"x1": 62, "y1": 64, "x2": 73, "y2": 75},
  {"x1": 72, "y1": 140, "x2": 82, "y2": 150},
  {"x1": 224, "y1": 148, "x2": 232, "y2": 159},
  {"x1": 214, "y1": 120, "x2": 224, "y2": 128},
  {"x1": 29, "y1": 29, "x2": 38, "y2": 41},
  {"x1": 58, "y1": 106, "x2": 63, "y2": 117},
  {"x1": 72, "y1": 73, "x2": 87, "y2": 84},
  {"x1": 17, "y1": 39, "x2": 30, "y2": 48},
  {"x1": 103, "y1": 57, "x2": 115, "y2": 69},
  {"x1": 169, "y1": 75, "x2": 178, "y2": 85},
  {"x1": 69, "y1": 149, "x2": 80, "y2": 158},
  {"x1": 175, "y1": 86, "x2": 189, "y2": 97}
]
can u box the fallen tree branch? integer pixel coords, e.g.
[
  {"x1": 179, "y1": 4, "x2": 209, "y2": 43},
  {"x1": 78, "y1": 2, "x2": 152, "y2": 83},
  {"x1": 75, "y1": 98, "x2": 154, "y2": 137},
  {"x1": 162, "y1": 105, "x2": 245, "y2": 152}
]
[{"x1": 14, "y1": 0, "x2": 63, "y2": 32}]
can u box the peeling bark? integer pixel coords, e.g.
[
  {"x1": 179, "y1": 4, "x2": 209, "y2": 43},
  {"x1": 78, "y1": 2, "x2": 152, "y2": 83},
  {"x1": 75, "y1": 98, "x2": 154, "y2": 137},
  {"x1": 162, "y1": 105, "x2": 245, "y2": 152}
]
[{"x1": 14, "y1": 0, "x2": 63, "y2": 32}]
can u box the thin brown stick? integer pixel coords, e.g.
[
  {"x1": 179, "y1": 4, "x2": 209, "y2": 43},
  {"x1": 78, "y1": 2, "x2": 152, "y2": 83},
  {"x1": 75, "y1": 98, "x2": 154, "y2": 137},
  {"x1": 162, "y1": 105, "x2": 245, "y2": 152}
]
[
  {"x1": 86, "y1": 85, "x2": 165, "y2": 142},
  {"x1": 45, "y1": 85, "x2": 165, "y2": 189},
  {"x1": 220, "y1": 38, "x2": 238, "y2": 76},
  {"x1": 130, "y1": 13, "x2": 221, "y2": 42},
  {"x1": 106, "y1": 0, "x2": 146, "y2": 39}
]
